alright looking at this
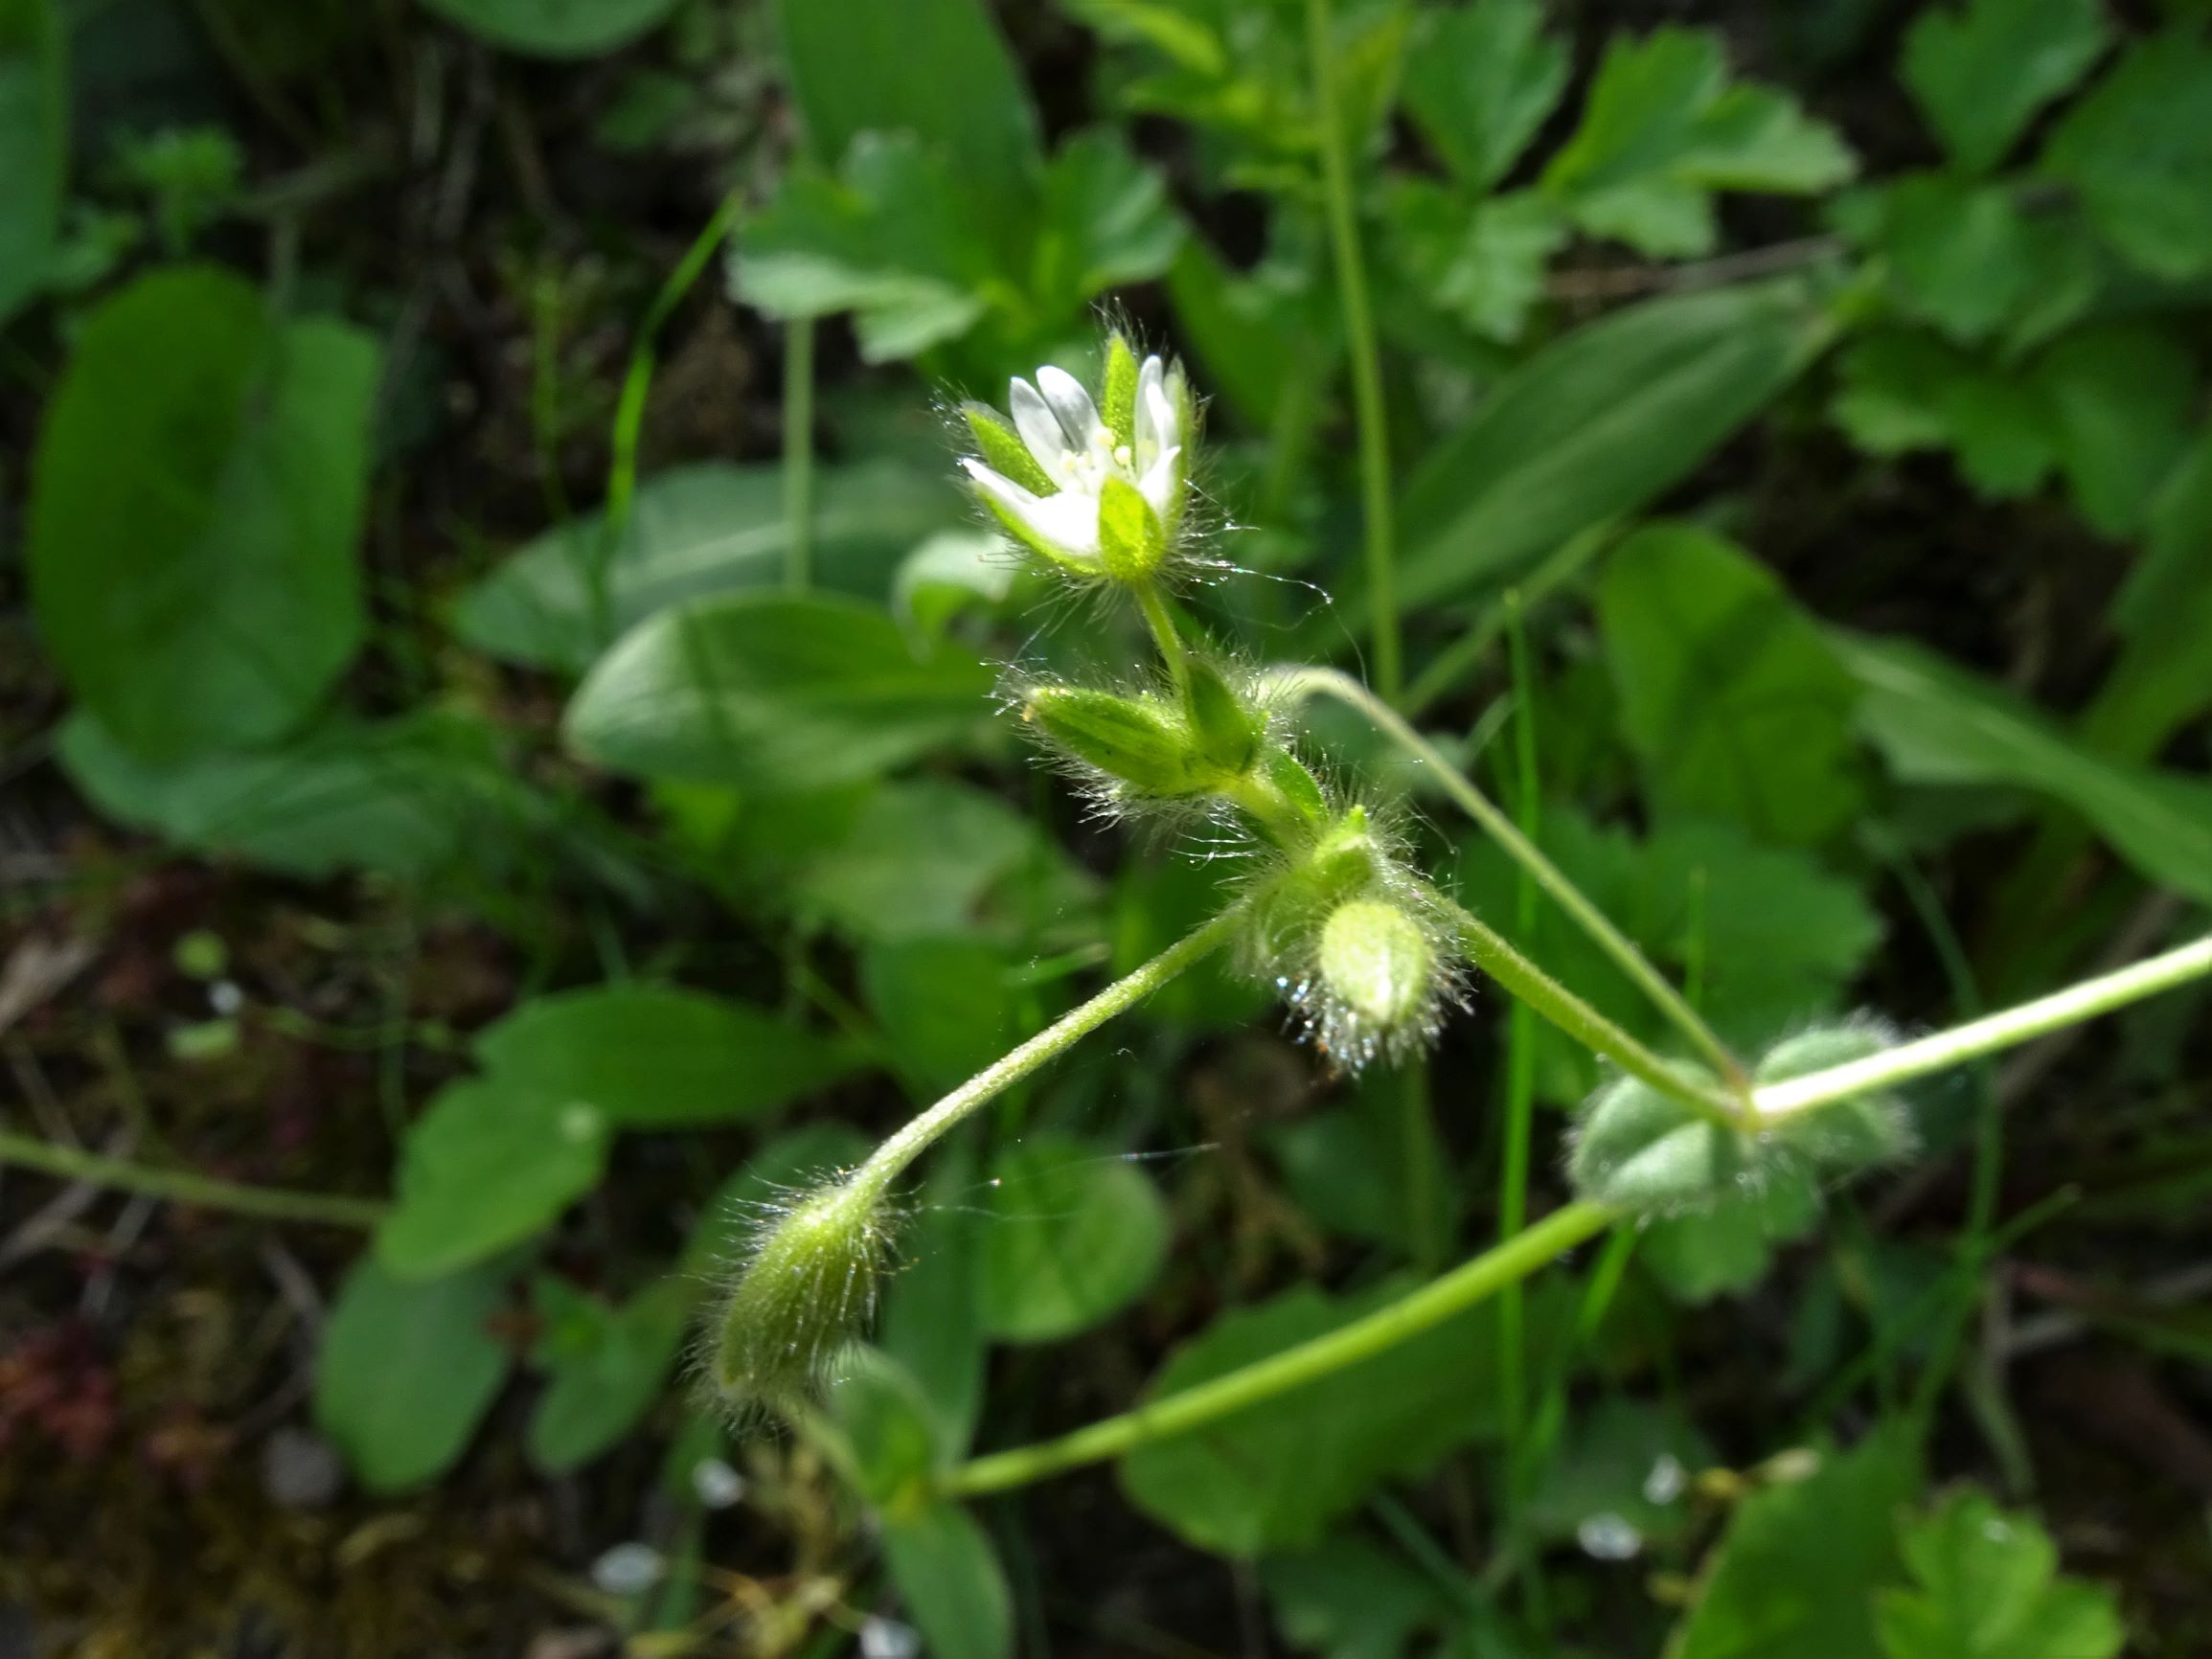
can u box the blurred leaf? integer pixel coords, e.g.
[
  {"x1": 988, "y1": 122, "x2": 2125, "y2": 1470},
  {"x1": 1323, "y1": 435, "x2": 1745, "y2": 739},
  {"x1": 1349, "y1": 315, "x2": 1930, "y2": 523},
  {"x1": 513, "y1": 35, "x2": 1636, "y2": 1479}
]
[
  {"x1": 473, "y1": 984, "x2": 862, "y2": 1131},
  {"x1": 1902, "y1": 0, "x2": 2109, "y2": 173},
  {"x1": 1877, "y1": 1490, "x2": 2123, "y2": 1659},
  {"x1": 1528, "y1": 1396, "x2": 1713, "y2": 1547},
  {"x1": 1268, "y1": 1070, "x2": 1461, "y2": 1258},
  {"x1": 377, "y1": 1079, "x2": 609, "y2": 1279},
  {"x1": 1121, "y1": 1276, "x2": 1565, "y2": 1555},
  {"x1": 1165, "y1": 231, "x2": 1324, "y2": 435},
  {"x1": 421, "y1": 0, "x2": 680, "y2": 57},
  {"x1": 1832, "y1": 330, "x2": 2056, "y2": 497},
  {"x1": 733, "y1": 134, "x2": 994, "y2": 361},
  {"x1": 1541, "y1": 28, "x2": 1854, "y2": 257},
  {"x1": 2042, "y1": 32, "x2": 2212, "y2": 282},
  {"x1": 977, "y1": 1134, "x2": 1170, "y2": 1344},
  {"x1": 57, "y1": 710, "x2": 544, "y2": 882},
  {"x1": 1402, "y1": 0, "x2": 1568, "y2": 193},
  {"x1": 1670, "y1": 1429, "x2": 1919, "y2": 1659},
  {"x1": 896, "y1": 530, "x2": 1019, "y2": 645},
  {"x1": 1262, "y1": 1535, "x2": 1460, "y2": 1659},
  {"x1": 822, "y1": 1347, "x2": 946, "y2": 1511},
  {"x1": 2030, "y1": 322, "x2": 2197, "y2": 538},
  {"x1": 1029, "y1": 125, "x2": 1184, "y2": 318},
  {"x1": 1639, "y1": 1169, "x2": 1823, "y2": 1302},
  {"x1": 881, "y1": 1500, "x2": 1015, "y2": 1659},
  {"x1": 773, "y1": 0, "x2": 1038, "y2": 224},
  {"x1": 1394, "y1": 281, "x2": 1826, "y2": 612},
  {"x1": 1601, "y1": 525, "x2": 1865, "y2": 845},
  {"x1": 315, "y1": 1255, "x2": 513, "y2": 1493},
  {"x1": 1861, "y1": 174, "x2": 2033, "y2": 342},
  {"x1": 1836, "y1": 633, "x2": 2212, "y2": 907},
  {"x1": 2095, "y1": 422, "x2": 2212, "y2": 755},
  {"x1": 0, "y1": 0, "x2": 66, "y2": 323},
  {"x1": 1112, "y1": 851, "x2": 1270, "y2": 1028},
  {"x1": 28, "y1": 265, "x2": 376, "y2": 761},
  {"x1": 1383, "y1": 183, "x2": 1565, "y2": 345},
  {"x1": 563, "y1": 591, "x2": 995, "y2": 793},
  {"x1": 527, "y1": 1277, "x2": 691, "y2": 1473},
  {"x1": 879, "y1": 1141, "x2": 990, "y2": 1453},
  {"x1": 862, "y1": 938, "x2": 1014, "y2": 1090},
  {"x1": 458, "y1": 462, "x2": 960, "y2": 674}
]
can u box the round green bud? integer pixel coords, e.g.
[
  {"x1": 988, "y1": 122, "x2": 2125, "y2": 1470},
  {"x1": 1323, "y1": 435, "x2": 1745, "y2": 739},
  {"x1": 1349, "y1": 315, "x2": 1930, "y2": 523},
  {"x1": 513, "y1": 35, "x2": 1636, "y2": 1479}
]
[
  {"x1": 709, "y1": 1179, "x2": 890, "y2": 1417},
  {"x1": 1755, "y1": 1022, "x2": 1913, "y2": 1174},
  {"x1": 1318, "y1": 898, "x2": 1435, "y2": 1034}
]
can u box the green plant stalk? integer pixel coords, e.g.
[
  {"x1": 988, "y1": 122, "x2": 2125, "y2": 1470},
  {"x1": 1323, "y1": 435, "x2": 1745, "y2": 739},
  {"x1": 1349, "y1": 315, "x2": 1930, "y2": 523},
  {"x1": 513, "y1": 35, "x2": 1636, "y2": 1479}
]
[
  {"x1": 940, "y1": 1200, "x2": 1616, "y2": 1497},
  {"x1": 1304, "y1": 0, "x2": 1400, "y2": 701},
  {"x1": 1754, "y1": 934, "x2": 2212, "y2": 1120},
  {"x1": 1445, "y1": 898, "x2": 1744, "y2": 1126},
  {"x1": 844, "y1": 900, "x2": 1252, "y2": 1205},
  {"x1": 1270, "y1": 665, "x2": 1749, "y2": 1092},
  {"x1": 784, "y1": 316, "x2": 815, "y2": 591},
  {"x1": 1135, "y1": 580, "x2": 1192, "y2": 704},
  {"x1": 0, "y1": 1129, "x2": 386, "y2": 1229}
]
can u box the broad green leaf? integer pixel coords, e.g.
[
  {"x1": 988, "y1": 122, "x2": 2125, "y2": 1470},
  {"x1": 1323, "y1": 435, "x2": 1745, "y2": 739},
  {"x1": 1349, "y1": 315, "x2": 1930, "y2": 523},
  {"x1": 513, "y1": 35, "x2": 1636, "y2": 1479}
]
[
  {"x1": 562, "y1": 591, "x2": 995, "y2": 793},
  {"x1": 1671, "y1": 1430, "x2": 1919, "y2": 1659},
  {"x1": 527, "y1": 1277, "x2": 692, "y2": 1473},
  {"x1": 1393, "y1": 281, "x2": 1827, "y2": 612},
  {"x1": 773, "y1": 0, "x2": 1038, "y2": 223},
  {"x1": 1541, "y1": 28, "x2": 1854, "y2": 257},
  {"x1": 1862, "y1": 174, "x2": 2033, "y2": 342},
  {"x1": 57, "y1": 711, "x2": 540, "y2": 882},
  {"x1": 1836, "y1": 632, "x2": 2212, "y2": 907},
  {"x1": 976, "y1": 1134, "x2": 1170, "y2": 1344},
  {"x1": 315, "y1": 1254, "x2": 513, "y2": 1493},
  {"x1": 28, "y1": 265, "x2": 377, "y2": 761},
  {"x1": 896, "y1": 530, "x2": 1019, "y2": 645},
  {"x1": 1383, "y1": 182, "x2": 1565, "y2": 346},
  {"x1": 1528, "y1": 1397, "x2": 1714, "y2": 1548},
  {"x1": 1402, "y1": 0, "x2": 1566, "y2": 193},
  {"x1": 862, "y1": 938, "x2": 1014, "y2": 1090},
  {"x1": 420, "y1": 0, "x2": 681, "y2": 57},
  {"x1": 2042, "y1": 33, "x2": 2212, "y2": 282},
  {"x1": 1600, "y1": 525, "x2": 1865, "y2": 846},
  {"x1": 1876, "y1": 1490, "x2": 2124, "y2": 1659},
  {"x1": 1029, "y1": 126, "x2": 1183, "y2": 321},
  {"x1": 732, "y1": 135, "x2": 994, "y2": 362},
  {"x1": 1832, "y1": 330, "x2": 2056, "y2": 497},
  {"x1": 0, "y1": 0, "x2": 65, "y2": 323},
  {"x1": 1902, "y1": 0, "x2": 2109, "y2": 173},
  {"x1": 1120, "y1": 1276, "x2": 1566, "y2": 1555},
  {"x1": 881, "y1": 1501, "x2": 1015, "y2": 1659},
  {"x1": 456, "y1": 462, "x2": 960, "y2": 673},
  {"x1": 376, "y1": 1079, "x2": 610, "y2": 1279},
  {"x1": 472, "y1": 983, "x2": 861, "y2": 1130},
  {"x1": 2030, "y1": 322, "x2": 2197, "y2": 538}
]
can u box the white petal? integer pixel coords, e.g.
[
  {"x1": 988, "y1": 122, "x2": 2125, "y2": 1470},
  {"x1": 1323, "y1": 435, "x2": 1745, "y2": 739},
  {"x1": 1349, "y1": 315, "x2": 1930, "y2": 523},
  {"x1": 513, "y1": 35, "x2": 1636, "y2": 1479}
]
[
  {"x1": 1138, "y1": 444, "x2": 1182, "y2": 524},
  {"x1": 1037, "y1": 365, "x2": 1107, "y2": 452},
  {"x1": 1008, "y1": 378, "x2": 1068, "y2": 474},
  {"x1": 965, "y1": 458, "x2": 1099, "y2": 560},
  {"x1": 1133, "y1": 355, "x2": 1166, "y2": 468},
  {"x1": 1143, "y1": 379, "x2": 1178, "y2": 471}
]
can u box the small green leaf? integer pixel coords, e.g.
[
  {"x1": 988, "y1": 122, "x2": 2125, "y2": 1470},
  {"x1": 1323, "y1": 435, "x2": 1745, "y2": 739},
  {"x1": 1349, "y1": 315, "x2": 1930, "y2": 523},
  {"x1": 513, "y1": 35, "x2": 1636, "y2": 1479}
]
[
  {"x1": 881, "y1": 1500, "x2": 1015, "y2": 1659},
  {"x1": 1876, "y1": 1490, "x2": 2124, "y2": 1659},
  {"x1": 1640, "y1": 1170, "x2": 1824, "y2": 1304},
  {"x1": 977, "y1": 1134, "x2": 1169, "y2": 1344},
  {"x1": 28, "y1": 265, "x2": 377, "y2": 761},
  {"x1": 822, "y1": 1347, "x2": 945, "y2": 1511},
  {"x1": 1031, "y1": 128, "x2": 1184, "y2": 325},
  {"x1": 376, "y1": 1079, "x2": 610, "y2": 1279},
  {"x1": 1028, "y1": 683, "x2": 1207, "y2": 795},
  {"x1": 563, "y1": 591, "x2": 995, "y2": 793},
  {"x1": 2043, "y1": 33, "x2": 2212, "y2": 282},
  {"x1": 2031, "y1": 322, "x2": 2198, "y2": 538},
  {"x1": 1600, "y1": 525, "x2": 1865, "y2": 846},
  {"x1": 420, "y1": 0, "x2": 680, "y2": 57},
  {"x1": 1384, "y1": 181, "x2": 1566, "y2": 347},
  {"x1": 1832, "y1": 330, "x2": 2058, "y2": 497},
  {"x1": 1866, "y1": 174, "x2": 2034, "y2": 342},
  {"x1": 1402, "y1": 0, "x2": 1568, "y2": 193},
  {"x1": 1902, "y1": 0, "x2": 2109, "y2": 173},
  {"x1": 472, "y1": 984, "x2": 860, "y2": 1131},
  {"x1": 1261, "y1": 1535, "x2": 1463, "y2": 1659},
  {"x1": 527, "y1": 1277, "x2": 692, "y2": 1473},
  {"x1": 0, "y1": 0, "x2": 66, "y2": 324},
  {"x1": 315, "y1": 1255, "x2": 514, "y2": 1493}
]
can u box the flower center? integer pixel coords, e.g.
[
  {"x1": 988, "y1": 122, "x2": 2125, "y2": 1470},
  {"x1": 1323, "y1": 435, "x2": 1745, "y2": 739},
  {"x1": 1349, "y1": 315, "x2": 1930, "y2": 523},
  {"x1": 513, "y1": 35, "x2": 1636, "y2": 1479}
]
[{"x1": 1053, "y1": 428, "x2": 1137, "y2": 497}]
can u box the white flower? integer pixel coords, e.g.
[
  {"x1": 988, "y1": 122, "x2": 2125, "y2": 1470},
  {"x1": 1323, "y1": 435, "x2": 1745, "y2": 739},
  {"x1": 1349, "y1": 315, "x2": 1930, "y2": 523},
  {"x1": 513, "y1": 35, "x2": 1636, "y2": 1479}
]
[{"x1": 963, "y1": 354, "x2": 1184, "y2": 575}]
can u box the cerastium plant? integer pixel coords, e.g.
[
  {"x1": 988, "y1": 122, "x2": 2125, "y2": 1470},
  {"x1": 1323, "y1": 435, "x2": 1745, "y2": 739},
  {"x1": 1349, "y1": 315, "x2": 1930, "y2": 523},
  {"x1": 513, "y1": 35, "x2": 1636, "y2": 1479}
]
[{"x1": 703, "y1": 330, "x2": 2212, "y2": 1482}]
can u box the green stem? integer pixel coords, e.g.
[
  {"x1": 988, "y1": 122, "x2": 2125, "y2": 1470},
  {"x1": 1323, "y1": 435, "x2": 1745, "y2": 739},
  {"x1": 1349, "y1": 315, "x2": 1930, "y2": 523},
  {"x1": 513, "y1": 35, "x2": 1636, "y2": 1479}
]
[
  {"x1": 0, "y1": 1129, "x2": 386, "y2": 1229},
  {"x1": 1753, "y1": 934, "x2": 2212, "y2": 1121},
  {"x1": 784, "y1": 315, "x2": 816, "y2": 591},
  {"x1": 941, "y1": 1200, "x2": 1615, "y2": 1496},
  {"x1": 1271, "y1": 665, "x2": 1749, "y2": 1091},
  {"x1": 847, "y1": 900, "x2": 1252, "y2": 1204},
  {"x1": 1136, "y1": 581, "x2": 1192, "y2": 704},
  {"x1": 1304, "y1": 0, "x2": 1399, "y2": 702}
]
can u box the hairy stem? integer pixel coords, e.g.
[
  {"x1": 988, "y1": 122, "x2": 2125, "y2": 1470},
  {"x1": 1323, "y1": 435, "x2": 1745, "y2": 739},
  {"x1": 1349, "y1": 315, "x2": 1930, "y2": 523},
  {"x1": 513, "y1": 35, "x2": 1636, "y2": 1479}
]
[
  {"x1": 1304, "y1": 0, "x2": 1400, "y2": 701},
  {"x1": 1446, "y1": 899, "x2": 1745, "y2": 1126},
  {"x1": 1754, "y1": 933, "x2": 2212, "y2": 1120},
  {"x1": 940, "y1": 1200, "x2": 1616, "y2": 1496},
  {"x1": 1136, "y1": 580, "x2": 1192, "y2": 704},
  {"x1": 1271, "y1": 665, "x2": 1749, "y2": 1090},
  {"x1": 847, "y1": 900, "x2": 1254, "y2": 1204},
  {"x1": 784, "y1": 316, "x2": 815, "y2": 591},
  {"x1": 0, "y1": 1129, "x2": 386, "y2": 1229}
]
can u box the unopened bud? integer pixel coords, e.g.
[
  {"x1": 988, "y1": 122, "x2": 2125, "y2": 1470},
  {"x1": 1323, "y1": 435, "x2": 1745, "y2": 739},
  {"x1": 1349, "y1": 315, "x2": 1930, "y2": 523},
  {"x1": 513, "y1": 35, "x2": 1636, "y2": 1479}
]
[
  {"x1": 1319, "y1": 899, "x2": 1434, "y2": 1033},
  {"x1": 709, "y1": 1179, "x2": 889, "y2": 1416},
  {"x1": 1026, "y1": 684, "x2": 1211, "y2": 797}
]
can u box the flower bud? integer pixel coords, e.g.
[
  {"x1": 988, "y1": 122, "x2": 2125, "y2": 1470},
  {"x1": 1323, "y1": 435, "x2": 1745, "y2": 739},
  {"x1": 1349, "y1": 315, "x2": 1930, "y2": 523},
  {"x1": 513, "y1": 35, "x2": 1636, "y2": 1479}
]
[
  {"x1": 1319, "y1": 898, "x2": 1434, "y2": 1034},
  {"x1": 1756, "y1": 1022, "x2": 1912, "y2": 1174},
  {"x1": 708, "y1": 1179, "x2": 890, "y2": 1416},
  {"x1": 1026, "y1": 684, "x2": 1214, "y2": 798}
]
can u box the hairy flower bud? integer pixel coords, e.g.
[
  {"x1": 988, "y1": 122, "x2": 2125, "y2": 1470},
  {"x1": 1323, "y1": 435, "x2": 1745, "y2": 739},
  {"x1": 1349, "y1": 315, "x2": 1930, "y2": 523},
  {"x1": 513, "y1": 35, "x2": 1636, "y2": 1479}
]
[
  {"x1": 1319, "y1": 898, "x2": 1435, "y2": 1034},
  {"x1": 708, "y1": 1179, "x2": 890, "y2": 1417}
]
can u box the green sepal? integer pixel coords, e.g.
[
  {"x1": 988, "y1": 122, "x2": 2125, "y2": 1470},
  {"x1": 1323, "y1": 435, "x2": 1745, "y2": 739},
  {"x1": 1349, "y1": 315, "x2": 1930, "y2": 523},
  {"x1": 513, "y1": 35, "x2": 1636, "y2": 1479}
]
[
  {"x1": 965, "y1": 402, "x2": 1056, "y2": 496},
  {"x1": 1568, "y1": 1073, "x2": 1748, "y2": 1215},
  {"x1": 1102, "y1": 334, "x2": 1139, "y2": 452},
  {"x1": 975, "y1": 488, "x2": 1096, "y2": 580},
  {"x1": 1183, "y1": 656, "x2": 1264, "y2": 777},
  {"x1": 1165, "y1": 362, "x2": 1197, "y2": 534},
  {"x1": 1266, "y1": 749, "x2": 1332, "y2": 830},
  {"x1": 1027, "y1": 685, "x2": 1208, "y2": 796},
  {"x1": 1097, "y1": 474, "x2": 1168, "y2": 585}
]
